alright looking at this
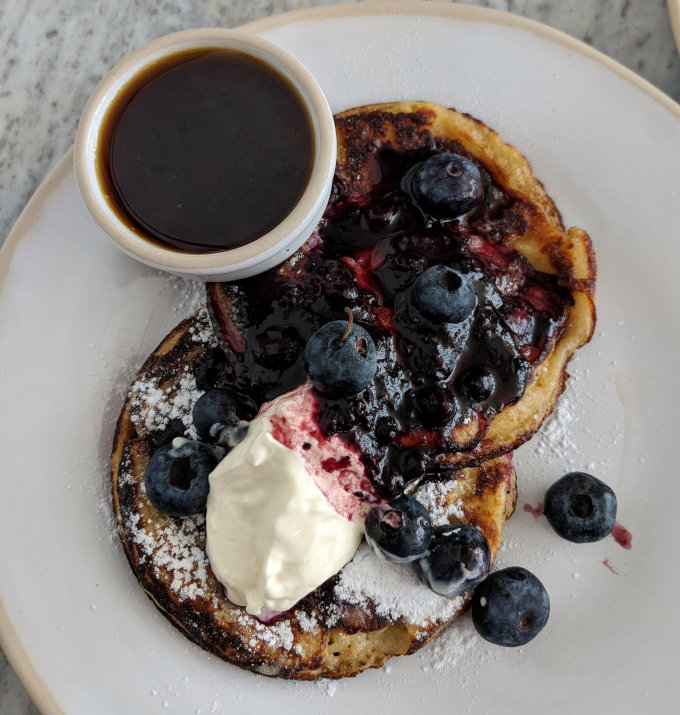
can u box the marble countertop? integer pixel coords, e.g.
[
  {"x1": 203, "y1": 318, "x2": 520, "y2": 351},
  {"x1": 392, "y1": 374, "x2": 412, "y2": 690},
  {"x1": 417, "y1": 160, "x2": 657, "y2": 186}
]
[{"x1": 1, "y1": 0, "x2": 679, "y2": 712}]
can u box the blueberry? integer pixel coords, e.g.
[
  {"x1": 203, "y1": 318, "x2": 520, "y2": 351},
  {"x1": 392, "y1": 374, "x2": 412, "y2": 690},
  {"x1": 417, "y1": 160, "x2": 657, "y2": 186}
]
[
  {"x1": 303, "y1": 315, "x2": 377, "y2": 396},
  {"x1": 144, "y1": 438, "x2": 218, "y2": 517},
  {"x1": 414, "y1": 524, "x2": 491, "y2": 598},
  {"x1": 406, "y1": 153, "x2": 484, "y2": 219},
  {"x1": 472, "y1": 566, "x2": 550, "y2": 646},
  {"x1": 543, "y1": 472, "x2": 617, "y2": 543},
  {"x1": 411, "y1": 265, "x2": 477, "y2": 323},
  {"x1": 401, "y1": 385, "x2": 458, "y2": 429},
  {"x1": 365, "y1": 201, "x2": 403, "y2": 231},
  {"x1": 458, "y1": 365, "x2": 498, "y2": 404},
  {"x1": 192, "y1": 388, "x2": 257, "y2": 443},
  {"x1": 215, "y1": 424, "x2": 249, "y2": 449},
  {"x1": 365, "y1": 494, "x2": 433, "y2": 563},
  {"x1": 375, "y1": 415, "x2": 399, "y2": 445}
]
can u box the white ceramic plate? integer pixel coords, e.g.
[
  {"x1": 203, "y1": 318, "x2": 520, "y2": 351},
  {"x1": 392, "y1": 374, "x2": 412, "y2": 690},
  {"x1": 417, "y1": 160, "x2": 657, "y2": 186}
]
[{"x1": 2, "y1": 3, "x2": 680, "y2": 713}]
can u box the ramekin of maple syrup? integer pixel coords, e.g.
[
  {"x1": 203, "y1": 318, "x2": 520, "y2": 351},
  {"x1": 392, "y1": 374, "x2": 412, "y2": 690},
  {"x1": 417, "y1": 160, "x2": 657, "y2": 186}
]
[{"x1": 74, "y1": 29, "x2": 336, "y2": 281}]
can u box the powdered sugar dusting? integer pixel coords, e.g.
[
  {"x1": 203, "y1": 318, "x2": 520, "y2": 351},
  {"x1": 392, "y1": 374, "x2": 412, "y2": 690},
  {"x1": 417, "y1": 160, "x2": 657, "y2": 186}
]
[
  {"x1": 333, "y1": 543, "x2": 464, "y2": 627},
  {"x1": 414, "y1": 479, "x2": 464, "y2": 526},
  {"x1": 130, "y1": 370, "x2": 202, "y2": 435},
  {"x1": 127, "y1": 308, "x2": 216, "y2": 436},
  {"x1": 187, "y1": 308, "x2": 218, "y2": 346},
  {"x1": 127, "y1": 512, "x2": 208, "y2": 601},
  {"x1": 164, "y1": 276, "x2": 207, "y2": 317},
  {"x1": 416, "y1": 612, "x2": 480, "y2": 672},
  {"x1": 295, "y1": 610, "x2": 319, "y2": 633},
  {"x1": 237, "y1": 614, "x2": 296, "y2": 651},
  {"x1": 525, "y1": 363, "x2": 623, "y2": 480},
  {"x1": 532, "y1": 388, "x2": 579, "y2": 463},
  {"x1": 315, "y1": 678, "x2": 338, "y2": 696}
]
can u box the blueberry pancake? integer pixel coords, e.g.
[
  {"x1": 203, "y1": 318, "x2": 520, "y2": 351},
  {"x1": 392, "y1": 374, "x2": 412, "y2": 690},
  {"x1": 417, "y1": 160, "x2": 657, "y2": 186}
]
[
  {"x1": 111, "y1": 101, "x2": 594, "y2": 679},
  {"x1": 112, "y1": 308, "x2": 517, "y2": 679},
  {"x1": 207, "y1": 101, "x2": 596, "y2": 498}
]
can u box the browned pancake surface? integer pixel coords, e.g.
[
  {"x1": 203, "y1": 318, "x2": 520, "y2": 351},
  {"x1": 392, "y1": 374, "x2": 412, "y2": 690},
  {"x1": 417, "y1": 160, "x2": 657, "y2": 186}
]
[{"x1": 112, "y1": 309, "x2": 516, "y2": 679}]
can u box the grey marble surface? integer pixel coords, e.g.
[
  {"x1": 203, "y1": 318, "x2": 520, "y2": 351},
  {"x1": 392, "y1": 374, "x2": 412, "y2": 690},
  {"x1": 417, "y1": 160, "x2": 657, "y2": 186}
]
[{"x1": 1, "y1": 0, "x2": 678, "y2": 712}]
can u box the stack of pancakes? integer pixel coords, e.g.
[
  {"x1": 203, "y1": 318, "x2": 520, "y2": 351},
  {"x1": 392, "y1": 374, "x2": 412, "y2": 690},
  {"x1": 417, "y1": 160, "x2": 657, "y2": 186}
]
[{"x1": 111, "y1": 102, "x2": 595, "y2": 679}]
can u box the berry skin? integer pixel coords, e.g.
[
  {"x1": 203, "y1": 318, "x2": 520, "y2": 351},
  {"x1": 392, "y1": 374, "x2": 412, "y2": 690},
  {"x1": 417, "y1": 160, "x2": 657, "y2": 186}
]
[
  {"x1": 406, "y1": 153, "x2": 484, "y2": 219},
  {"x1": 214, "y1": 424, "x2": 249, "y2": 449},
  {"x1": 543, "y1": 472, "x2": 617, "y2": 543},
  {"x1": 472, "y1": 566, "x2": 550, "y2": 646},
  {"x1": 414, "y1": 524, "x2": 491, "y2": 598},
  {"x1": 144, "y1": 438, "x2": 218, "y2": 517},
  {"x1": 303, "y1": 319, "x2": 377, "y2": 396},
  {"x1": 411, "y1": 265, "x2": 477, "y2": 324},
  {"x1": 192, "y1": 389, "x2": 257, "y2": 444},
  {"x1": 365, "y1": 494, "x2": 433, "y2": 563}
]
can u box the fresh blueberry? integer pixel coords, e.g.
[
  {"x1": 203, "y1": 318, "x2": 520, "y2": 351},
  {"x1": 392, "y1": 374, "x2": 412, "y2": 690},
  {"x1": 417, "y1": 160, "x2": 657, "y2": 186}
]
[
  {"x1": 215, "y1": 424, "x2": 249, "y2": 449},
  {"x1": 406, "y1": 153, "x2": 484, "y2": 219},
  {"x1": 543, "y1": 472, "x2": 617, "y2": 543},
  {"x1": 414, "y1": 524, "x2": 491, "y2": 598},
  {"x1": 472, "y1": 566, "x2": 550, "y2": 646},
  {"x1": 365, "y1": 494, "x2": 433, "y2": 563},
  {"x1": 411, "y1": 265, "x2": 477, "y2": 324},
  {"x1": 144, "y1": 438, "x2": 218, "y2": 517},
  {"x1": 303, "y1": 316, "x2": 377, "y2": 396},
  {"x1": 192, "y1": 388, "x2": 257, "y2": 443}
]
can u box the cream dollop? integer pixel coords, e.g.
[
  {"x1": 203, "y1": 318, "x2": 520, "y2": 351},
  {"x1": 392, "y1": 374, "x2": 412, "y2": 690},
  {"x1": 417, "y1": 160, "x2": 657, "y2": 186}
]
[{"x1": 205, "y1": 386, "x2": 367, "y2": 616}]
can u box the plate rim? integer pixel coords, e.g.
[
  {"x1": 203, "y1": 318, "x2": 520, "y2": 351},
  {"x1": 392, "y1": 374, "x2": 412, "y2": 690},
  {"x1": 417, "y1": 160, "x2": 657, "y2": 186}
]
[
  {"x1": 0, "y1": 150, "x2": 74, "y2": 715},
  {"x1": 2, "y1": 2, "x2": 679, "y2": 712}
]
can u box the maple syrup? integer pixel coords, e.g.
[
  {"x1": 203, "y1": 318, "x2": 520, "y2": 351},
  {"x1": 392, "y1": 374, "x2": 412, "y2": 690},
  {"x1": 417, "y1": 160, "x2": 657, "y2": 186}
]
[{"x1": 97, "y1": 48, "x2": 314, "y2": 253}]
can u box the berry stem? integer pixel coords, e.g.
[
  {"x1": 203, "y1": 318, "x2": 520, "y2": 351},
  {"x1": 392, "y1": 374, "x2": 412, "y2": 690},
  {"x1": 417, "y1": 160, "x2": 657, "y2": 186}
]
[{"x1": 340, "y1": 307, "x2": 354, "y2": 343}]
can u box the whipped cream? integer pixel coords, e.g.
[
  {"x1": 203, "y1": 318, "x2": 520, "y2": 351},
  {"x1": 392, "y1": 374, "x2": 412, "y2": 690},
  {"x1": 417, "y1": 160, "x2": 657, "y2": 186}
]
[{"x1": 206, "y1": 384, "x2": 375, "y2": 616}]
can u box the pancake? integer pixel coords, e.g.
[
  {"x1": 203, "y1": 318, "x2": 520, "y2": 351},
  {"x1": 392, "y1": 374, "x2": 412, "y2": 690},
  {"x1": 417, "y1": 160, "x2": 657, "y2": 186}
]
[
  {"x1": 112, "y1": 308, "x2": 516, "y2": 679},
  {"x1": 111, "y1": 101, "x2": 595, "y2": 679},
  {"x1": 206, "y1": 101, "x2": 595, "y2": 488}
]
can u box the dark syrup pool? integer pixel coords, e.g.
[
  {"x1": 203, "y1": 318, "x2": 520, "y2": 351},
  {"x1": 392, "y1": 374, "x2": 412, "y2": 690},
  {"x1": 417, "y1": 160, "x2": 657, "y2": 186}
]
[
  {"x1": 98, "y1": 48, "x2": 314, "y2": 253},
  {"x1": 205, "y1": 146, "x2": 571, "y2": 498}
]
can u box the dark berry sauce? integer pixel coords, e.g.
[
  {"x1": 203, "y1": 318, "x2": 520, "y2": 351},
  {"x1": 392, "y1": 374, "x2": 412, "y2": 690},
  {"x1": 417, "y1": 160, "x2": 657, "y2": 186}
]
[
  {"x1": 612, "y1": 522, "x2": 632, "y2": 550},
  {"x1": 523, "y1": 502, "x2": 545, "y2": 521},
  {"x1": 207, "y1": 145, "x2": 571, "y2": 497}
]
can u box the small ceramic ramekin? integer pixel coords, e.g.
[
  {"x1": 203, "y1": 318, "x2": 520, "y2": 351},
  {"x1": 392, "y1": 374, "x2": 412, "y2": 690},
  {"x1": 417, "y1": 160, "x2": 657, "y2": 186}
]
[{"x1": 74, "y1": 28, "x2": 336, "y2": 282}]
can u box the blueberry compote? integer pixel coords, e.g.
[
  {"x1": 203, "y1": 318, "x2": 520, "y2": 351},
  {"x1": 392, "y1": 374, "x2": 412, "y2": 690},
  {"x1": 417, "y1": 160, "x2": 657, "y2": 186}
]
[{"x1": 206, "y1": 144, "x2": 571, "y2": 499}]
